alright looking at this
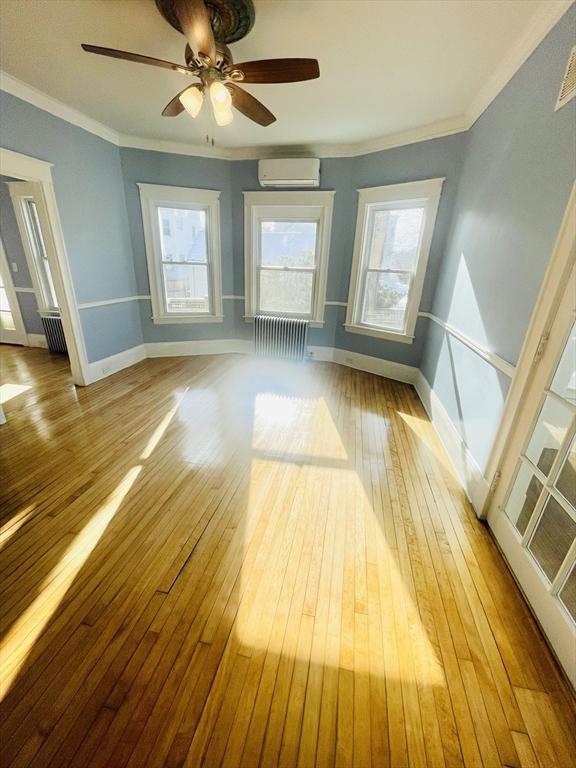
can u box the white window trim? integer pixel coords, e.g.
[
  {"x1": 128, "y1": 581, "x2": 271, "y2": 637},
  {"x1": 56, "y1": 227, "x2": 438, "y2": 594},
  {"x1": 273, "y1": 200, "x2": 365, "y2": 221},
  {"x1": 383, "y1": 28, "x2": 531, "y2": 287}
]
[
  {"x1": 138, "y1": 183, "x2": 223, "y2": 324},
  {"x1": 345, "y1": 177, "x2": 444, "y2": 343},
  {"x1": 243, "y1": 191, "x2": 335, "y2": 327}
]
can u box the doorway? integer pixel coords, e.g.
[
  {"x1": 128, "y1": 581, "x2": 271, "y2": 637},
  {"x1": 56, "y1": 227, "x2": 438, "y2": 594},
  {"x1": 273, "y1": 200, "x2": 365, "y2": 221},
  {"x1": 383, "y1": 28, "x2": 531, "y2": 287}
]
[{"x1": 0, "y1": 148, "x2": 89, "y2": 385}]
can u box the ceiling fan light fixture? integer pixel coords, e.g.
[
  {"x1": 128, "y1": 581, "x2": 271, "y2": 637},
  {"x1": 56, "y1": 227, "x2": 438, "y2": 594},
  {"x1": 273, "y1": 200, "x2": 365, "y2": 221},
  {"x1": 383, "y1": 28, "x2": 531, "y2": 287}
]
[
  {"x1": 213, "y1": 106, "x2": 234, "y2": 126},
  {"x1": 209, "y1": 80, "x2": 234, "y2": 126},
  {"x1": 210, "y1": 80, "x2": 232, "y2": 109},
  {"x1": 179, "y1": 85, "x2": 204, "y2": 118}
]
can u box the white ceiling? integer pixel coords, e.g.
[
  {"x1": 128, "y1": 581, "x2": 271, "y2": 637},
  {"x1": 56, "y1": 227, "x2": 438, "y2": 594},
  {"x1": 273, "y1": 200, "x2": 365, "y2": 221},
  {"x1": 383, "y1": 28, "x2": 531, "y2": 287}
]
[{"x1": 0, "y1": 0, "x2": 570, "y2": 153}]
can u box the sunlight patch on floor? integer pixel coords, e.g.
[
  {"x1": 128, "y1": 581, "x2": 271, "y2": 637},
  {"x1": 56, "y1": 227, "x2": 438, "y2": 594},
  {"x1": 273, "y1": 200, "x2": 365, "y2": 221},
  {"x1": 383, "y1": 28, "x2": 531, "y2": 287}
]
[
  {"x1": 252, "y1": 394, "x2": 348, "y2": 461},
  {"x1": 397, "y1": 410, "x2": 457, "y2": 479},
  {"x1": 0, "y1": 504, "x2": 36, "y2": 551},
  {"x1": 0, "y1": 465, "x2": 142, "y2": 701},
  {"x1": 0, "y1": 383, "x2": 31, "y2": 404},
  {"x1": 234, "y1": 380, "x2": 445, "y2": 688},
  {"x1": 140, "y1": 387, "x2": 189, "y2": 460}
]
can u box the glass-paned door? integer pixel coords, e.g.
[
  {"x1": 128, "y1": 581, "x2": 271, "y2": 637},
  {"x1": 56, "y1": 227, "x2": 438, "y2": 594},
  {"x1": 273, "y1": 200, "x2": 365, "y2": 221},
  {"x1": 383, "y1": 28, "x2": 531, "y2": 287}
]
[
  {"x1": 490, "y1": 267, "x2": 576, "y2": 685},
  {"x1": 0, "y1": 242, "x2": 26, "y2": 345}
]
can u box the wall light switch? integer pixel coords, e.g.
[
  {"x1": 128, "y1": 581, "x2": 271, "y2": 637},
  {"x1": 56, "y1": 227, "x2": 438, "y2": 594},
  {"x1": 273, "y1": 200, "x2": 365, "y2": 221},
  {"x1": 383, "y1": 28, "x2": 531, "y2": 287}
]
[{"x1": 11, "y1": 262, "x2": 18, "y2": 272}]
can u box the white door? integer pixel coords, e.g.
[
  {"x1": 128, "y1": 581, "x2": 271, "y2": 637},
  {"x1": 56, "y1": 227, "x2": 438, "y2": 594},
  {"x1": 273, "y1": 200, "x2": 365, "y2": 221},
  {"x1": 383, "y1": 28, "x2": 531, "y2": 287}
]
[
  {"x1": 0, "y1": 237, "x2": 26, "y2": 345},
  {"x1": 489, "y1": 264, "x2": 576, "y2": 686}
]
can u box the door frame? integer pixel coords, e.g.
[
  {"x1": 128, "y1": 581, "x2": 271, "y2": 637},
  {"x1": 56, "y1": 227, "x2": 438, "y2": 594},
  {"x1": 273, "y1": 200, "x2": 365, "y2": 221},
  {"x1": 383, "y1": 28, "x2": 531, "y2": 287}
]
[
  {"x1": 0, "y1": 148, "x2": 89, "y2": 385},
  {"x1": 0, "y1": 234, "x2": 27, "y2": 345},
  {"x1": 487, "y1": 267, "x2": 575, "y2": 686},
  {"x1": 482, "y1": 182, "x2": 576, "y2": 512},
  {"x1": 484, "y1": 183, "x2": 576, "y2": 686}
]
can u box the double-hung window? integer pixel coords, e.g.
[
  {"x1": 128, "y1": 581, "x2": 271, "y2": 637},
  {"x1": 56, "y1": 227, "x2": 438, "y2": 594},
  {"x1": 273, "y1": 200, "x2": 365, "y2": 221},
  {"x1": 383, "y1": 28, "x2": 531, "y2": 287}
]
[
  {"x1": 244, "y1": 192, "x2": 335, "y2": 326},
  {"x1": 345, "y1": 178, "x2": 444, "y2": 343},
  {"x1": 8, "y1": 182, "x2": 59, "y2": 312},
  {"x1": 139, "y1": 184, "x2": 222, "y2": 324}
]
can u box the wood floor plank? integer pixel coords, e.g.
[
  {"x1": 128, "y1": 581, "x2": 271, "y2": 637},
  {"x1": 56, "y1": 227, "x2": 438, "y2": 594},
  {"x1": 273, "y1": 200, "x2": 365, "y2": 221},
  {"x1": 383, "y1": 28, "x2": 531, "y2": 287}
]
[{"x1": 1, "y1": 346, "x2": 574, "y2": 768}]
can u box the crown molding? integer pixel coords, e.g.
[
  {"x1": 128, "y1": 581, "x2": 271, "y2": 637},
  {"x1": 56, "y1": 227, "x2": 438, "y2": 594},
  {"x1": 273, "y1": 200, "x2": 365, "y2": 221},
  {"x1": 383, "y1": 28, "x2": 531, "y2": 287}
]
[
  {"x1": 465, "y1": 0, "x2": 573, "y2": 126},
  {"x1": 119, "y1": 133, "x2": 235, "y2": 160},
  {"x1": 120, "y1": 114, "x2": 471, "y2": 160},
  {"x1": 0, "y1": 70, "x2": 120, "y2": 145},
  {"x1": 1, "y1": 2, "x2": 571, "y2": 161}
]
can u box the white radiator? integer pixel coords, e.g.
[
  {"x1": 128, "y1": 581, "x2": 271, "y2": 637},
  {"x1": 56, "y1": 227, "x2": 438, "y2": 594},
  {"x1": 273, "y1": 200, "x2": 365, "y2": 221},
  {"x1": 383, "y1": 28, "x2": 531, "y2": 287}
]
[
  {"x1": 254, "y1": 315, "x2": 309, "y2": 361},
  {"x1": 40, "y1": 312, "x2": 68, "y2": 354}
]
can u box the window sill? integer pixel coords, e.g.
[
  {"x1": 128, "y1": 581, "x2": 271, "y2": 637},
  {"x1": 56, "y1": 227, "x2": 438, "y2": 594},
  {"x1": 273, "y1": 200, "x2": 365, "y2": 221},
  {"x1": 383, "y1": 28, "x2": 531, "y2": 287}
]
[
  {"x1": 344, "y1": 323, "x2": 414, "y2": 344},
  {"x1": 152, "y1": 314, "x2": 224, "y2": 325},
  {"x1": 244, "y1": 314, "x2": 325, "y2": 329}
]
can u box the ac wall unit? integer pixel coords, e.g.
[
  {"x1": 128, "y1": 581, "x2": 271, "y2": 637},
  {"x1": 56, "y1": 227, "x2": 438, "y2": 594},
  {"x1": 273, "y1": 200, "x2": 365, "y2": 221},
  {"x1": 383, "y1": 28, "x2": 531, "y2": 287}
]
[{"x1": 258, "y1": 158, "x2": 320, "y2": 188}]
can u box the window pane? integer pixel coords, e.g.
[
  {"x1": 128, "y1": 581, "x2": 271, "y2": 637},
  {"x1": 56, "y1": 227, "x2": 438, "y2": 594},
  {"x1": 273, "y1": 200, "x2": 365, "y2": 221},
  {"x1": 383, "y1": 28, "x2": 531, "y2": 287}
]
[
  {"x1": 163, "y1": 263, "x2": 209, "y2": 313},
  {"x1": 505, "y1": 462, "x2": 544, "y2": 535},
  {"x1": 551, "y1": 321, "x2": 576, "y2": 404},
  {"x1": 555, "y1": 436, "x2": 576, "y2": 509},
  {"x1": 158, "y1": 207, "x2": 207, "y2": 263},
  {"x1": 525, "y1": 395, "x2": 573, "y2": 476},
  {"x1": 368, "y1": 207, "x2": 424, "y2": 270},
  {"x1": 25, "y1": 200, "x2": 58, "y2": 309},
  {"x1": 259, "y1": 270, "x2": 313, "y2": 314},
  {"x1": 528, "y1": 496, "x2": 576, "y2": 582},
  {"x1": 559, "y1": 565, "x2": 576, "y2": 623},
  {"x1": 361, "y1": 271, "x2": 409, "y2": 330},
  {"x1": 260, "y1": 221, "x2": 317, "y2": 268}
]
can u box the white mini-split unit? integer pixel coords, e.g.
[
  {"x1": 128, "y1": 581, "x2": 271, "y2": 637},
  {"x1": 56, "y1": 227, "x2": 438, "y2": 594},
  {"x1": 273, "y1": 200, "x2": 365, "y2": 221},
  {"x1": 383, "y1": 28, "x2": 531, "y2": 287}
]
[{"x1": 258, "y1": 158, "x2": 320, "y2": 188}]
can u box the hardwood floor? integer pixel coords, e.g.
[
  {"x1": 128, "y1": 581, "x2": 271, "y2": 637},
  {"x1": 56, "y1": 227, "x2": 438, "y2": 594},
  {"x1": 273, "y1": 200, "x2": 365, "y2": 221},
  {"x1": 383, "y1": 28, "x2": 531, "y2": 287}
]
[{"x1": 0, "y1": 344, "x2": 574, "y2": 768}]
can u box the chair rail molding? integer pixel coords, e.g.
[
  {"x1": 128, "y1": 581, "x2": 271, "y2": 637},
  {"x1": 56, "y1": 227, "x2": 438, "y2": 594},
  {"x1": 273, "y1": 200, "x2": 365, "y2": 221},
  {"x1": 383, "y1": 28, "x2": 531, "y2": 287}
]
[{"x1": 419, "y1": 312, "x2": 516, "y2": 378}]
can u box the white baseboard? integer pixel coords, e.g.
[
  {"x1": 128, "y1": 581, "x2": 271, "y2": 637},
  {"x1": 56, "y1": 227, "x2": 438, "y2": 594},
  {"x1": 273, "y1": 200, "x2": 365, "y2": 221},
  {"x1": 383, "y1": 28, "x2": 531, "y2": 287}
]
[
  {"x1": 27, "y1": 333, "x2": 47, "y2": 348},
  {"x1": 309, "y1": 346, "x2": 418, "y2": 384},
  {"x1": 85, "y1": 344, "x2": 147, "y2": 385},
  {"x1": 145, "y1": 339, "x2": 254, "y2": 357},
  {"x1": 414, "y1": 370, "x2": 490, "y2": 517}
]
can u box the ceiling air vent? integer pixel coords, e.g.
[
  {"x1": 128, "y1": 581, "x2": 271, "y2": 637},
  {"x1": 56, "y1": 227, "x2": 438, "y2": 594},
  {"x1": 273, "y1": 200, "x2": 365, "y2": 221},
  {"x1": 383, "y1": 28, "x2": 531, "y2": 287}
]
[{"x1": 556, "y1": 46, "x2": 576, "y2": 111}]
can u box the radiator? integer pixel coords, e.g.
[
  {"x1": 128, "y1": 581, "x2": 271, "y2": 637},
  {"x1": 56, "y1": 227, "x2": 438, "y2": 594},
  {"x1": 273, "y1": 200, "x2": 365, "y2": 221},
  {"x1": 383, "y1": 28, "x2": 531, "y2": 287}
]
[
  {"x1": 254, "y1": 315, "x2": 309, "y2": 361},
  {"x1": 40, "y1": 313, "x2": 68, "y2": 354}
]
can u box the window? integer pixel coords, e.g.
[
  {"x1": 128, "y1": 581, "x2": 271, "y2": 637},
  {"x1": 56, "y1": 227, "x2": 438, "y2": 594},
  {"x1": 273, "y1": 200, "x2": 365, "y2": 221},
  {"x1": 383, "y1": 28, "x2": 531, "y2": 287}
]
[
  {"x1": 345, "y1": 178, "x2": 444, "y2": 343},
  {"x1": 138, "y1": 184, "x2": 222, "y2": 324},
  {"x1": 244, "y1": 191, "x2": 335, "y2": 326},
  {"x1": 8, "y1": 183, "x2": 59, "y2": 312}
]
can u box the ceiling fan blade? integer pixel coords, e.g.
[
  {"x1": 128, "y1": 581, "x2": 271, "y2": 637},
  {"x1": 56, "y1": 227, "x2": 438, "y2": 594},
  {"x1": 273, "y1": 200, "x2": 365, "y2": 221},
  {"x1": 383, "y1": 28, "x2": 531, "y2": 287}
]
[
  {"x1": 162, "y1": 84, "x2": 201, "y2": 116},
  {"x1": 172, "y1": 0, "x2": 216, "y2": 64},
  {"x1": 81, "y1": 44, "x2": 195, "y2": 75},
  {"x1": 225, "y1": 58, "x2": 320, "y2": 84},
  {"x1": 227, "y1": 84, "x2": 276, "y2": 127}
]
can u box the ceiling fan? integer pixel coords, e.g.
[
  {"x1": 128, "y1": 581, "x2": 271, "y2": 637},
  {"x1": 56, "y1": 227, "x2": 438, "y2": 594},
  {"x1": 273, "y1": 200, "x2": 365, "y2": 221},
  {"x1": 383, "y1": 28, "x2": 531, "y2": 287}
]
[{"x1": 82, "y1": 0, "x2": 319, "y2": 127}]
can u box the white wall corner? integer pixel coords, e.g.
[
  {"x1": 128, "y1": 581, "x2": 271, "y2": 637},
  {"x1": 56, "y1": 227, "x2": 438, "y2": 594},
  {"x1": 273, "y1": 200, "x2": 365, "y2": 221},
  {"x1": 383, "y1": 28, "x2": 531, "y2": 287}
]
[
  {"x1": 26, "y1": 333, "x2": 47, "y2": 348},
  {"x1": 84, "y1": 344, "x2": 147, "y2": 385},
  {"x1": 414, "y1": 370, "x2": 490, "y2": 517}
]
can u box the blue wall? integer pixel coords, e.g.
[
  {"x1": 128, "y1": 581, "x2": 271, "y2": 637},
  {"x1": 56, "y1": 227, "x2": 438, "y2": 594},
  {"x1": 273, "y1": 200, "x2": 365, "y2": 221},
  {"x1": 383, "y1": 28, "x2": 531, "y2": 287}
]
[
  {"x1": 421, "y1": 5, "x2": 576, "y2": 470},
  {"x1": 119, "y1": 131, "x2": 467, "y2": 359},
  {"x1": 0, "y1": 91, "x2": 143, "y2": 362}
]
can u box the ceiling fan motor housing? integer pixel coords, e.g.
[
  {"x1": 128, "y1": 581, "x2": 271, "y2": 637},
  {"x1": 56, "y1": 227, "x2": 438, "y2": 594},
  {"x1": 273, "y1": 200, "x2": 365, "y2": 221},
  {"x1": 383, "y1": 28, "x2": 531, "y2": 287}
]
[
  {"x1": 155, "y1": 0, "x2": 255, "y2": 44},
  {"x1": 184, "y1": 42, "x2": 233, "y2": 68}
]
